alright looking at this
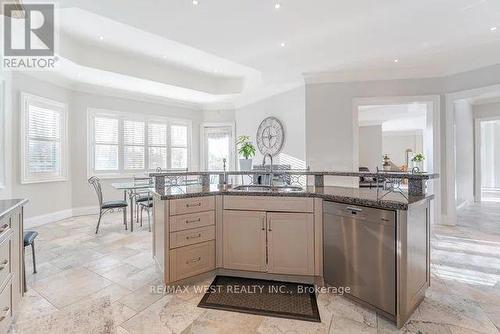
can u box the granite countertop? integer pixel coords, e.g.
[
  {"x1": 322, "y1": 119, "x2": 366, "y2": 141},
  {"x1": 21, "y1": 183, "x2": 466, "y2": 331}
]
[
  {"x1": 0, "y1": 199, "x2": 29, "y2": 220},
  {"x1": 152, "y1": 185, "x2": 433, "y2": 211},
  {"x1": 149, "y1": 170, "x2": 439, "y2": 180}
]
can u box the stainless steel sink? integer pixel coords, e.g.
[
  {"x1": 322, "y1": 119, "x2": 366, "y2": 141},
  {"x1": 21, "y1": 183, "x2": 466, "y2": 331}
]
[{"x1": 231, "y1": 185, "x2": 304, "y2": 192}]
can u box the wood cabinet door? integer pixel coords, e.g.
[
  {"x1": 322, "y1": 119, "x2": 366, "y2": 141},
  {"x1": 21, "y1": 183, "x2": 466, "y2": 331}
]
[
  {"x1": 267, "y1": 212, "x2": 315, "y2": 275},
  {"x1": 223, "y1": 210, "x2": 267, "y2": 272}
]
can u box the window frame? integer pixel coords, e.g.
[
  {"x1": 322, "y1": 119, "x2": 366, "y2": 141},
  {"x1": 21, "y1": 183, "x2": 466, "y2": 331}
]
[
  {"x1": 87, "y1": 108, "x2": 192, "y2": 178},
  {"x1": 200, "y1": 122, "x2": 235, "y2": 171},
  {"x1": 20, "y1": 92, "x2": 68, "y2": 184}
]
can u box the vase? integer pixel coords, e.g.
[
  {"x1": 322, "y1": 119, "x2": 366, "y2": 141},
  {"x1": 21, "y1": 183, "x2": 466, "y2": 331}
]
[
  {"x1": 239, "y1": 159, "x2": 253, "y2": 171},
  {"x1": 412, "y1": 161, "x2": 424, "y2": 172}
]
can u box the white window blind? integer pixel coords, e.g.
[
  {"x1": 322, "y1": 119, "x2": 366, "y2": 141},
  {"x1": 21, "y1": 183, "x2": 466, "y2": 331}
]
[
  {"x1": 94, "y1": 117, "x2": 119, "y2": 171},
  {"x1": 124, "y1": 120, "x2": 145, "y2": 170},
  {"x1": 21, "y1": 93, "x2": 67, "y2": 183},
  {"x1": 148, "y1": 122, "x2": 167, "y2": 169},
  {"x1": 171, "y1": 125, "x2": 188, "y2": 169},
  {"x1": 88, "y1": 109, "x2": 191, "y2": 177}
]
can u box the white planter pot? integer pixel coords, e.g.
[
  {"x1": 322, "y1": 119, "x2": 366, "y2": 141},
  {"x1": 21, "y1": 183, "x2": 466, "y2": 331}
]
[
  {"x1": 239, "y1": 159, "x2": 253, "y2": 171},
  {"x1": 412, "y1": 161, "x2": 424, "y2": 172}
]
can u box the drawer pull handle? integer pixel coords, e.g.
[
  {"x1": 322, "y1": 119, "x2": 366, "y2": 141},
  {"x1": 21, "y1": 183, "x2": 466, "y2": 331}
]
[
  {"x1": 186, "y1": 256, "x2": 202, "y2": 264},
  {"x1": 186, "y1": 218, "x2": 201, "y2": 224},
  {"x1": 186, "y1": 233, "x2": 202, "y2": 240},
  {"x1": 0, "y1": 307, "x2": 10, "y2": 322},
  {"x1": 346, "y1": 206, "x2": 363, "y2": 213},
  {"x1": 0, "y1": 224, "x2": 8, "y2": 233},
  {"x1": 0, "y1": 259, "x2": 8, "y2": 271},
  {"x1": 186, "y1": 202, "x2": 202, "y2": 208}
]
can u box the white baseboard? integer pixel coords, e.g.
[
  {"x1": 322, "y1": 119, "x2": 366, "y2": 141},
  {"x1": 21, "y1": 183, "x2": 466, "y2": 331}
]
[
  {"x1": 456, "y1": 199, "x2": 473, "y2": 212},
  {"x1": 25, "y1": 206, "x2": 99, "y2": 228}
]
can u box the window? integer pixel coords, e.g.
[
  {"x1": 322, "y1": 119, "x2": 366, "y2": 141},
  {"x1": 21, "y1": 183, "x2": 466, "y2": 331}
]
[
  {"x1": 88, "y1": 109, "x2": 191, "y2": 177},
  {"x1": 21, "y1": 93, "x2": 68, "y2": 183},
  {"x1": 201, "y1": 123, "x2": 235, "y2": 170}
]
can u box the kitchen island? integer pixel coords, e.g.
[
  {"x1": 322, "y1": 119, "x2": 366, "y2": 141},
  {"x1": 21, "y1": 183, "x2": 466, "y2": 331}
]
[
  {"x1": 0, "y1": 199, "x2": 27, "y2": 333},
  {"x1": 151, "y1": 178, "x2": 433, "y2": 328}
]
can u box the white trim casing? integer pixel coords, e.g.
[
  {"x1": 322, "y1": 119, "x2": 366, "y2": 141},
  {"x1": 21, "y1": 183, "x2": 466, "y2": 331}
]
[
  {"x1": 200, "y1": 122, "x2": 236, "y2": 171},
  {"x1": 0, "y1": 79, "x2": 5, "y2": 189},
  {"x1": 444, "y1": 83, "x2": 500, "y2": 225},
  {"x1": 352, "y1": 95, "x2": 442, "y2": 225},
  {"x1": 20, "y1": 92, "x2": 69, "y2": 184},
  {"x1": 87, "y1": 108, "x2": 193, "y2": 178}
]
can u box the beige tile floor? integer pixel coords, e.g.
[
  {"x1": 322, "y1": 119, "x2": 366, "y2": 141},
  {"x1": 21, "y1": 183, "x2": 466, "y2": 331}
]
[{"x1": 8, "y1": 202, "x2": 500, "y2": 334}]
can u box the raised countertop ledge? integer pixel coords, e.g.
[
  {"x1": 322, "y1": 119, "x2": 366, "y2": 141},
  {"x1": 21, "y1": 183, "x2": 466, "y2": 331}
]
[
  {"x1": 149, "y1": 170, "x2": 439, "y2": 180},
  {"x1": 0, "y1": 198, "x2": 29, "y2": 220},
  {"x1": 152, "y1": 185, "x2": 433, "y2": 211}
]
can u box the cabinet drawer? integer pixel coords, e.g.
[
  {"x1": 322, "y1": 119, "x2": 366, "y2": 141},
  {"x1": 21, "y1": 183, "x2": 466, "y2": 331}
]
[
  {"x1": 169, "y1": 197, "x2": 215, "y2": 216},
  {"x1": 0, "y1": 217, "x2": 11, "y2": 241},
  {"x1": 0, "y1": 281, "x2": 12, "y2": 334},
  {"x1": 0, "y1": 235, "x2": 11, "y2": 289},
  {"x1": 169, "y1": 241, "x2": 215, "y2": 282},
  {"x1": 170, "y1": 226, "x2": 215, "y2": 249},
  {"x1": 224, "y1": 196, "x2": 314, "y2": 213},
  {"x1": 169, "y1": 211, "x2": 214, "y2": 232}
]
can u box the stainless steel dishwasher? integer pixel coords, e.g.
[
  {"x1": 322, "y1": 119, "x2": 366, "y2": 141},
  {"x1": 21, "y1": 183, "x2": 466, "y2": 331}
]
[{"x1": 323, "y1": 201, "x2": 396, "y2": 315}]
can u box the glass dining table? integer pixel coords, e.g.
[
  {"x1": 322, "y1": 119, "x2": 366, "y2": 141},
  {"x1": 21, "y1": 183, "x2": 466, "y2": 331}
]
[{"x1": 111, "y1": 181, "x2": 152, "y2": 232}]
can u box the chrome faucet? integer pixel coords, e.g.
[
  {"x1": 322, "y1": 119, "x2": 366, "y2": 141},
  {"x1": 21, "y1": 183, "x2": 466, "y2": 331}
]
[{"x1": 262, "y1": 153, "x2": 274, "y2": 187}]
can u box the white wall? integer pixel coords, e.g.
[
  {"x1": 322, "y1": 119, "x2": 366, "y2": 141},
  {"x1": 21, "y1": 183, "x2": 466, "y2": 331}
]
[
  {"x1": 382, "y1": 131, "x2": 423, "y2": 167},
  {"x1": 454, "y1": 100, "x2": 475, "y2": 208},
  {"x1": 9, "y1": 73, "x2": 74, "y2": 219},
  {"x1": 71, "y1": 91, "x2": 203, "y2": 211},
  {"x1": 306, "y1": 63, "x2": 500, "y2": 217},
  {"x1": 235, "y1": 86, "x2": 306, "y2": 170},
  {"x1": 358, "y1": 125, "x2": 382, "y2": 172},
  {"x1": 0, "y1": 72, "x2": 13, "y2": 200},
  {"x1": 4, "y1": 73, "x2": 203, "y2": 222}
]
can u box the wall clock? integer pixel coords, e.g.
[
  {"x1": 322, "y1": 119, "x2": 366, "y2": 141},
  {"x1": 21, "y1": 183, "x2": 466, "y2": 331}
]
[{"x1": 256, "y1": 117, "x2": 284, "y2": 156}]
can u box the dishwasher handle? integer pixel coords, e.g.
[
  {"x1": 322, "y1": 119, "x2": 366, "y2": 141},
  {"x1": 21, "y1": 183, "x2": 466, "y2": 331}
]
[{"x1": 346, "y1": 206, "x2": 363, "y2": 213}]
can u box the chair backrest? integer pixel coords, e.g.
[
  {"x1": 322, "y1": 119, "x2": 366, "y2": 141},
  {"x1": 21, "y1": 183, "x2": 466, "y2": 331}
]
[
  {"x1": 359, "y1": 167, "x2": 370, "y2": 172},
  {"x1": 88, "y1": 176, "x2": 103, "y2": 208}
]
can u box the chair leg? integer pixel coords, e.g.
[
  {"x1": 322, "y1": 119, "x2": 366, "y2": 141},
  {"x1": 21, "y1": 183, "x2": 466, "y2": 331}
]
[
  {"x1": 31, "y1": 242, "x2": 37, "y2": 274},
  {"x1": 95, "y1": 211, "x2": 103, "y2": 234},
  {"x1": 147, "y1": 209, "x2": 151, "y2": 232},
  {"x1": 140, "y1": 207, "x2": 143, "y2": 226},
  {"x1": 123, "y1": 208, "x2": 127, "y2": 231}
]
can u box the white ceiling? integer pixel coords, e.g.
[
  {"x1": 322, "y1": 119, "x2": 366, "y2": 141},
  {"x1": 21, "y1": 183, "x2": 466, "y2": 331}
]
[
  {"x1": 358, "y1": 104, "x2": 427, "y2": 131},
  {"x1": 7, "y1": 0, "x2": 500, "y2": 108}
]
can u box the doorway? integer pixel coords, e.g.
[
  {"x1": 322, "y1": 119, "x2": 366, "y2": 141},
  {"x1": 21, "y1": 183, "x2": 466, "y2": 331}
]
[
  {"x1": 353, "y1": 95, "x2": 441, "y2": 225},
  {"x1": 475, "y1": 118, "x2": 500, "y2": 202}
]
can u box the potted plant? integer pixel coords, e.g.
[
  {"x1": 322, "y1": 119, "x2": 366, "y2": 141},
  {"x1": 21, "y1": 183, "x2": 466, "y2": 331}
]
[
  {"x1": 411, "y1": 153, "x2": 425, "y2": 172},
  {"x1": 236, "y1": 135, "x2": 256, "y2": 171}
]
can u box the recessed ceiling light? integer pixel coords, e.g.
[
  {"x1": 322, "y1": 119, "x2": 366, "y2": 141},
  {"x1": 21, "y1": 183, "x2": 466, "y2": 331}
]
[
  {"x1": 162, "y1": 55, "x2": 167, "y2": 59},
  {"x1": 275, "y1": 3, "x2": 281, "y2": 9},
  {"x1": 280, "y1": 42, "x2": 286, "y2": 47},
  {"x1": 99, "y1": 36, "x2": 104, "y2": 41},
  {"x1": 394, "y1": 58, "x2": 399, "y2": 63},
  {"x1": 192, "y1": 0, "x2": 199, "y2": 5},
  {"x1": 491, "y1": 26, "x2": 498, "y2": 31}
]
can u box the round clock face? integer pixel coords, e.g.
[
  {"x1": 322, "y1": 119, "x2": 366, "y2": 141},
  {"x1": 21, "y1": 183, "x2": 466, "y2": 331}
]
[{"x1": 256, "y1": 117, "x2": 284, "y2": 156}]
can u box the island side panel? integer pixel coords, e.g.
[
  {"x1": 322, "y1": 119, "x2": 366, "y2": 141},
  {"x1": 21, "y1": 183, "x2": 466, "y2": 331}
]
[
  {"x1": 153, "y1": 196, "x2": 168, "y2": 283},
  {"x1": 215, "y1": 195, "x2": 223, "y2": 268},
  {"x1": 314, "y1": 198, "x2": 323, "y2": 277},
  {"x1": 396, "y1": 200, "x2": 430, "y2": 328}
]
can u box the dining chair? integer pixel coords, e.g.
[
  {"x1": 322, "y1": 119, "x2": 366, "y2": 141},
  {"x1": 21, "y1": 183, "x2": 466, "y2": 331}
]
[
  {"x1": 88, "y1": 176, "x2": 128, "y2": 233},
  {"x1": 133, "y1": 175, "x2": 153, "y2": 223},
  {"x1": 138, "y1": 194, "x2": 153, "y2": 232}
]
